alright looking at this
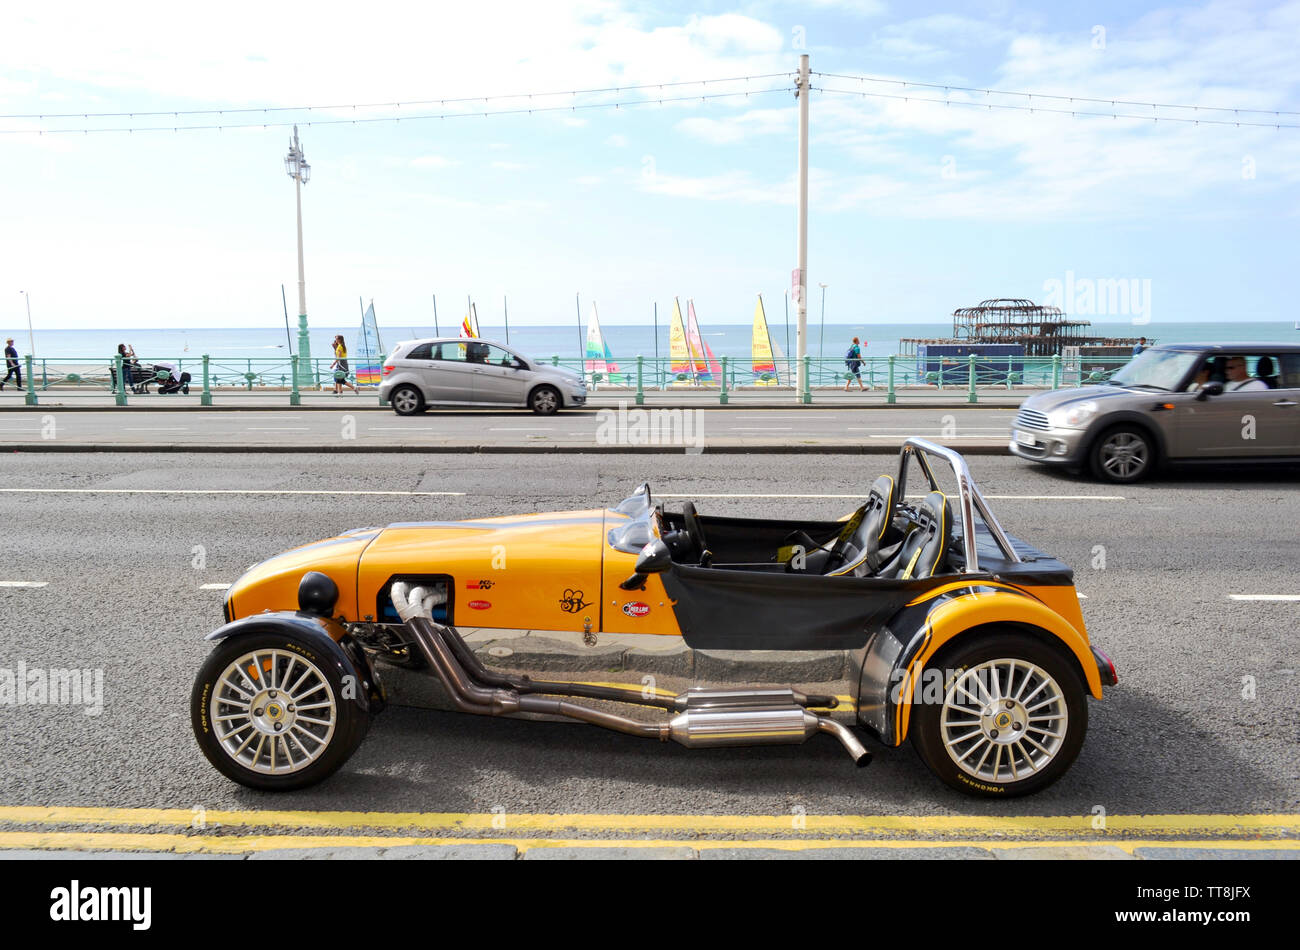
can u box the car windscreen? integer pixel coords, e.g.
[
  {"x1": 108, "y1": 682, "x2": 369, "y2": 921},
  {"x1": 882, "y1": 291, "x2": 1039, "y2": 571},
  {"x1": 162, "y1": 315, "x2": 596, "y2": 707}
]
[
  {"x1": 607, "y1": 509, "x2": 657, "y2": 554},
  {"x1": 1105, "y1": 349, "x2": 1200, "y2": 391}
]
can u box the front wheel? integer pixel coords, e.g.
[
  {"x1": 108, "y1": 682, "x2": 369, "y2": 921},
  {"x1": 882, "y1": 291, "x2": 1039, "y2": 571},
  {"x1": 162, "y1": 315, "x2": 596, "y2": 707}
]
[
  {"x1": 191, "y1": 632, "x2": 370, "y2": 790},
  {"x1": 1090, "y1": 426, "x2": 1154, "y2": 483},
  {"x1": 529, "y1": 385, "x2": 561, "y2": 415},
  {"x1": 390, "y1": 385, "x2": 426, "y2": 416},
  {"x1": 910, "y1": 632, "x2": 1088, "y2": 797}
]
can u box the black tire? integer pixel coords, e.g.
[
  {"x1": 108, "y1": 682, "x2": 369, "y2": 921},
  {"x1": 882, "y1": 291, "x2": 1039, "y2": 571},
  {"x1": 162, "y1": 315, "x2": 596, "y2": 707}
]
[
  {"x1": 390, "y1": 385, "x2": 425, "y2": 416},
  {"x1": 1090, "y1": 425, "x2": 1155, "y2": 483},
  {"x1": 910, "y1": 631, "x2": 1088, "y2": 798},
  {"x1": 529, "y1": 385, "x2": 561, "y2": 415},
  {"x1": 191, "y1": 631, "x2": 370, "y2": 791}
]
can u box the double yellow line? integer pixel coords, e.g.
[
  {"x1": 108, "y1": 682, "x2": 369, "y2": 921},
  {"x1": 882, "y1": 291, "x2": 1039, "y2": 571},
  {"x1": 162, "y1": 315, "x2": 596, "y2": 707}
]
[{"x1": 1, "y1": 807, "x2": 1297, "y2": 855}]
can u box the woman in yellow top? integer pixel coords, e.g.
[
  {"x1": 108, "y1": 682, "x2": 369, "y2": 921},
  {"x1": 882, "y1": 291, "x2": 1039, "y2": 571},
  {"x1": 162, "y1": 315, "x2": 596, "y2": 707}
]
[{"x1": 331, "y1": 335, "x2": 359, "y2": 395}]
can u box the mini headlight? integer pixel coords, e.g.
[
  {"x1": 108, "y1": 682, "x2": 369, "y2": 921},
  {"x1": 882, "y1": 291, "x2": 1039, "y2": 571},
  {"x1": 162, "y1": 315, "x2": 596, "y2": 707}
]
[{"x1": 1054, "y1": 400, "x2": 1098, "y2": 428}]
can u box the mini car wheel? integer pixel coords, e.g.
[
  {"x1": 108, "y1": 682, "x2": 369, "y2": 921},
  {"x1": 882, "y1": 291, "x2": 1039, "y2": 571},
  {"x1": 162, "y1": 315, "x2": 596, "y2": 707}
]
[
  {"x1": 191, "y1": 632, "x2": 369, "y2": 791},
  {"x1": 1090, "y1": 426, "x2": 1153, "y2": 483},
  {"x1": 910, "y1": 632, "x2": 1087, "y2": 797},
  {"x1": 529, "y1": 385, "x2": 561, "y2": 415},
  {"x1": 390, "y1": 385, "x2": 425, "y2": 416}
]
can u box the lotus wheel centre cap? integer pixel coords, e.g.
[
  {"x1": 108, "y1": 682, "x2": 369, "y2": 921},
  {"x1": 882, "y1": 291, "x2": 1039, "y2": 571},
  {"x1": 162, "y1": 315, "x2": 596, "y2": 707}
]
[
  {"x1": 981, "y1": 700, "x2": 1027, "y2": 743},
  {"x1": 251, "y1": 690, "x2": 295, "y2": 734}
]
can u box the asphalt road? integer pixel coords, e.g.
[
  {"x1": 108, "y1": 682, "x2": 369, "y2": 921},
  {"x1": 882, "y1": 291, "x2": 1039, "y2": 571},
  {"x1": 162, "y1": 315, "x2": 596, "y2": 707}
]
[
  {"x1": 0, "y1": 405, "x2": 1020, "y2": 450},
  {"x1": 0, "y1": 450, "x2": 1295, "y2": 838}
]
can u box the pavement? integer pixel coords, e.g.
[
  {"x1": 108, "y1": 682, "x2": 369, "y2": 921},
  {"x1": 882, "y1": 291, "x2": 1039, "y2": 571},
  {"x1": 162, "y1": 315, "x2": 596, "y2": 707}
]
[{"x1": 0, "y1": 452, "x2": 1296, "y2": 859}]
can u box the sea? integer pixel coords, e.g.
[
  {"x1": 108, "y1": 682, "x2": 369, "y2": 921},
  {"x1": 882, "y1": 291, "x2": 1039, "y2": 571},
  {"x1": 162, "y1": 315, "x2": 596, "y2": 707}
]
[{"x1": 11, "y1": 321, "x2": 1297, "y2": 365}]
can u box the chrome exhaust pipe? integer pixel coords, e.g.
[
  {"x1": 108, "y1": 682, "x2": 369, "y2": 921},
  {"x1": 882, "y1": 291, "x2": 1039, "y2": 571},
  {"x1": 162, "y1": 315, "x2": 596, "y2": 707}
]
[{"x1": 390, "y1": 582, "x2": 868, "y2": 765}]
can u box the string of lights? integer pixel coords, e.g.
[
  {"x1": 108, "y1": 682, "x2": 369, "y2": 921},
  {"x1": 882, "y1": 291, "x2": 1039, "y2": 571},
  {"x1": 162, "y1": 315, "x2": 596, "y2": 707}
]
[
  {"x1": 0, "y1": 72, "x2": 792, "y2": 121},
  {"x1": 814, "y1": 85, "x2": 1300, "y2": 129},
  {"x1": 0, "y1": 85, "x2": 791, "y2": 135},
  {"x1": 813, "y1": 70, "x2": 1300, "y2": 119}
]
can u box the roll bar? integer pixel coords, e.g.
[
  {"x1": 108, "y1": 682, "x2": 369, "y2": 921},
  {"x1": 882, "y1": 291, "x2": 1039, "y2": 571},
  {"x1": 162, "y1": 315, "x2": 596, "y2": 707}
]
[{"x1": 895, "y1": 438, "x2": 1022, "y2": 573}]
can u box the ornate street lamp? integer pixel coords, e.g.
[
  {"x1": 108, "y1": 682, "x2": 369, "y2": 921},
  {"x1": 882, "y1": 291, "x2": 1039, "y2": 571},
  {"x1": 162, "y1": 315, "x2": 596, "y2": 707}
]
[{"x1": 285, "y1": 126, "x2": 313, "y2": 385}]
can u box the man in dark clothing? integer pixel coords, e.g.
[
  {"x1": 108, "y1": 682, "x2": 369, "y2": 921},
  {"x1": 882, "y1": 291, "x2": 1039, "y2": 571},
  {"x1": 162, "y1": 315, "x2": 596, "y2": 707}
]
[{"x1": 1, "y1": 338, "x2": 19, "y2": 390}]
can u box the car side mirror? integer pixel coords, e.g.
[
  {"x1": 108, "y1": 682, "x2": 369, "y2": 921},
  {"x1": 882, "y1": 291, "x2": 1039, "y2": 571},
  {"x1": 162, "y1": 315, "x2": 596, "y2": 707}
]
[
  {"x1": 620, "y1": 538, "x2": 671, "y2": 590},
  {"x1": 1195, "y1": 381, "x2": 1224, "y2": 401}
]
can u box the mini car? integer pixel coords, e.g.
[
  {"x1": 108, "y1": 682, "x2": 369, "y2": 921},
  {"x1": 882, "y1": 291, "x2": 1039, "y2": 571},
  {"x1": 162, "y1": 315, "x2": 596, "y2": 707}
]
[
  {"x1": 191, "y1": 439, "x2": 1117, "y2": 797},
  {"x1": 1011, "y1": 342, "x2": 1300, "y2": 482}
]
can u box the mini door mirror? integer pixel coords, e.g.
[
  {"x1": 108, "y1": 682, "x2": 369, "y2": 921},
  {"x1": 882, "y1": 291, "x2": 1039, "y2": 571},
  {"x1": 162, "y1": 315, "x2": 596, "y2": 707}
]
[{"x1": 1195, "y1": 381, "x2": 1224, "y2": 401}]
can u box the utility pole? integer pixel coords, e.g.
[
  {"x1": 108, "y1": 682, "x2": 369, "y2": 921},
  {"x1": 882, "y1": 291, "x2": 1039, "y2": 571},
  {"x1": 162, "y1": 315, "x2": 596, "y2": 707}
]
[
  {"x1": 794, "y1": 54, "x2": 810, "y2": 402},
  {"x1": 284, "y1": 126, "x2": 313, "y2": 386}
]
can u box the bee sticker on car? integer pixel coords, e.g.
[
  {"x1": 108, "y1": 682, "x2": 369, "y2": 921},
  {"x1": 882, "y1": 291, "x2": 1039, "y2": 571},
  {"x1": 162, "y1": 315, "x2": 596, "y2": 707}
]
[{"x1": 559, "y1": 588, "x2": 591, "y2": 613}]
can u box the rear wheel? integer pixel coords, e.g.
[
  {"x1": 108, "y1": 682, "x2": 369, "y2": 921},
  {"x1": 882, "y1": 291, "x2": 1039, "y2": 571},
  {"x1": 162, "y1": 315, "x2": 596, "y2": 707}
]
[
  {"x1": 529, "y1": 385, "x2": 561, "y2": 415},
  {"x1": 1090, "y1": 426, "x2": 1154, "y2": 482},
  {"x1": 391, "y1": 385, "x2": 425, "y2": 416},
  {"x1": 910, "y1": 632, "x2": 1087, "y2": 797},
  {"x1": 191, "y1": 632, "x2": 369, "y2": 791}
]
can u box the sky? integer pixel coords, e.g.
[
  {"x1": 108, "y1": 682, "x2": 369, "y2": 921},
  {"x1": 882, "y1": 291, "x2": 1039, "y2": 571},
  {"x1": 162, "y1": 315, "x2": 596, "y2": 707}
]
[{"x1": 1, "y1": 0, "x2": 1298, "y2": 332}]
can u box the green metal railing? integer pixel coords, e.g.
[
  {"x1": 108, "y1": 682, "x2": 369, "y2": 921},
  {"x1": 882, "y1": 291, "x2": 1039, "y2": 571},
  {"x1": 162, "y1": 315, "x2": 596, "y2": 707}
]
[{"x1": 4, "y1": 352, "x2": 1131, "y2": 406}]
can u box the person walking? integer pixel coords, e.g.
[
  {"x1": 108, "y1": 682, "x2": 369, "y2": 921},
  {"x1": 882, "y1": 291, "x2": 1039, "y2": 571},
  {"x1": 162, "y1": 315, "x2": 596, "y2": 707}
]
[
  {"x1": 1, "y1": 338, "x2": 20, "y2": 390},
  {"x1": 332, "y1": 335, "x2": 359, "y2": 395},
  {"x1": 843, "y1": 336, "x2": 865, "y2": 391}
]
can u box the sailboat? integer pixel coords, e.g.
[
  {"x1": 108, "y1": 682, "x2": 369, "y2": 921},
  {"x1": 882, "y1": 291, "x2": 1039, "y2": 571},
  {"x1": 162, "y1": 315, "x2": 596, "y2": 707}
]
[
  {"x1": 355, "y1": 299, "x2": 384, "y2": 386},
  {"x1": 584, "y1": 303, "x2": 623, "y2": 385},
  {"x1": 686, "y1": 299, "x2": 722, "y2": 382},
  {"x1": 750, "y1": 295, "x2": 779, "y2": 386},
  {"x1": 460, "y1": 303, "x2": 480, "y2": 339},
  {"x1": 668, "y1": 298, "x2": 695, "y2": 385}
]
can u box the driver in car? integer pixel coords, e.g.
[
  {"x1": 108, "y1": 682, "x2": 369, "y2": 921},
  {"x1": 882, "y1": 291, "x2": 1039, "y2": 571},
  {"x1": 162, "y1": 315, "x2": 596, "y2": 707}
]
[{"x1": 1226, "y1": 356, "x2": 1268, "y2": 392}]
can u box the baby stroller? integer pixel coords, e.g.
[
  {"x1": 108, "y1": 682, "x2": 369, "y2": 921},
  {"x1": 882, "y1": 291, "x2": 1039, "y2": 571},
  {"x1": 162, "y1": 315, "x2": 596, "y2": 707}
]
[{"x1": 157, "y1": 370, "x2": 191, "y2": 395}]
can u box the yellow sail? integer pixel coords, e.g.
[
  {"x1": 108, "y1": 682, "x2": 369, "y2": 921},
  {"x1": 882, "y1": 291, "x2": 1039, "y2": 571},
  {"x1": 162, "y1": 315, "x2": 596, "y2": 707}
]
[
  {"x1": 668, "y1": 298, "x2": 693, "y2": 384},
  {"x1": 751, "y1": 295, "x2": 778, "y2": 385}
]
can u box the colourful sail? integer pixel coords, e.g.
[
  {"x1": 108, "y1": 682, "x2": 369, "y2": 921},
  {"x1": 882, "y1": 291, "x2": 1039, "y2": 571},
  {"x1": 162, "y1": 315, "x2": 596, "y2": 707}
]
[
  {"x1": 356, "y1": 299, "x2": 384, "y2": 385},
  {"x1": 686, "y1": 299, "x2": 722, "y2": 381},
  {"x1": 668, "y1": 298, "x2": 693, "y2": 380},
  {"x1": 751, "y1": 295, "x2": 778, "y2": 385},
  {"x1": 460, "y1": 303, "x2": 480, "y2": 339},
  {"x1": 584, "y1": 303, "x2": 624, "y2": 384}
]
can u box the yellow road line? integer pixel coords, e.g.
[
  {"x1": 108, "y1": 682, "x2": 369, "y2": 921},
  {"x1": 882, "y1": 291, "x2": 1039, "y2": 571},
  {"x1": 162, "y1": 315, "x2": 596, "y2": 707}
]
[
  {"x1": 0, "y1": 807, "x2": 1296, "y2": 837},
  {"x1": 1, "y1": 831, "x2": 1297, "y2": 855}
]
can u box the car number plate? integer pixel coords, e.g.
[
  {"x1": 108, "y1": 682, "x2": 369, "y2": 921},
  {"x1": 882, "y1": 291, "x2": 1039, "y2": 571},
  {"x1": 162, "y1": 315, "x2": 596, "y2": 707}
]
[{"x1": 1014, "y1": 429, "x2": 1037, "y2": 447}]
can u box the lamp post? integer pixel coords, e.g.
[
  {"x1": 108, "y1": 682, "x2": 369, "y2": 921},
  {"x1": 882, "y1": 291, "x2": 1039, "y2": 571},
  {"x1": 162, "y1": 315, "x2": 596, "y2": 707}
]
[
  {"x1": 284, "y1": 126, "x2": 313, "y2": 387},
  {"x1": 18, "y1": 291, "x2": 34, "y2": 358},
  {"x1": 818, "y1": 283, "x2": 828, "y2": 360}
]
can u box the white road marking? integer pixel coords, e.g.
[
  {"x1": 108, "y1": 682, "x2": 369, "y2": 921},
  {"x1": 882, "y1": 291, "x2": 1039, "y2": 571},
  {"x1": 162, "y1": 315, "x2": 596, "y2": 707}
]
[
  {"x1": 1077, "y1": 592, "x2": 1088, "y2": 599},
  {"x1": 0, "y1": 488, "x2": 465, "y2": 497},
  {"x1": 848, "y1": 426, "x2": 1010, "y2": 431},
  {"x1": 200, "y1": 583, "x2": 231, "y2": 591},
  {"x1": 0, "y1": 581, "x2": 48, "y2": 588},
  {"x1": 728, "y1": 427, "x2": 794, "y2": 430},
  {"x1": 865, "y1": 434, "x2": 1002, "y2": 439},
  {"x1": 1228, "y1": 594, "x2": 1300, "y2": 602},
  {"x1": 661, "y1": 492, "x2": 1123, "y2": 501},
  {"x1": 124, "y1": 427, "x2": 190, "y2": 431},
  {"x1": 247, "y1": 427, "x2": 310, "y2": 431},
  {"x1": 489, "y1": 427, "x2": 552, "y2": 431}
]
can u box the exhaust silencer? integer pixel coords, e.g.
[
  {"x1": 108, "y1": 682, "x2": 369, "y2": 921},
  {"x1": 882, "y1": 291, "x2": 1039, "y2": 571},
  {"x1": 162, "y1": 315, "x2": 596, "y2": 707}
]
[{"x1": 668, "y1": 690, "x2": 871, "y2": 766}]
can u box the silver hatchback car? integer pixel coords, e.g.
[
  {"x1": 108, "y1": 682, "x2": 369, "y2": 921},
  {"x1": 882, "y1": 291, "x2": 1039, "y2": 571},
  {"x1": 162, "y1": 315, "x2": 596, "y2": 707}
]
[
  {"x1": 379, "y1": 338, "x2": 587, "y2": 416},
  {"x1": 1011, "y1": 342, "x2": 1300, "y2": 482}
]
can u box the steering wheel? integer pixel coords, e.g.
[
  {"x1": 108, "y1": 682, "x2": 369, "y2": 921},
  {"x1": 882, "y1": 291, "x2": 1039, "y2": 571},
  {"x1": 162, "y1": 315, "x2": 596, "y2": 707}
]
[{"x1": 681, "y1": 501, "x2": 708, "y2": 560}]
